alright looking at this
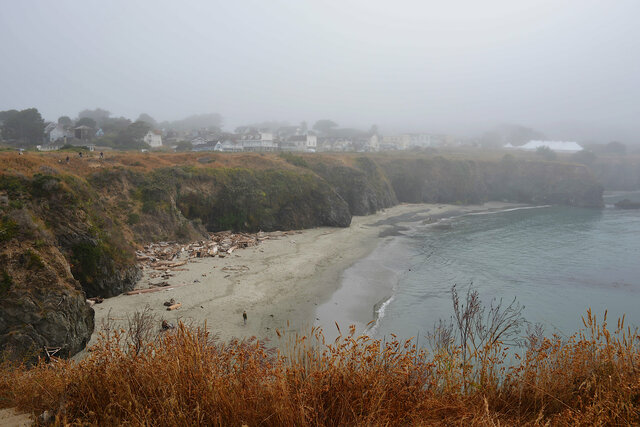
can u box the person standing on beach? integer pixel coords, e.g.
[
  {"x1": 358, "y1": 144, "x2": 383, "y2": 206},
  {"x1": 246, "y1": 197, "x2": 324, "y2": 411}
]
[{"x1": 243, "y1": 310, "x2": 247, "y2": 325}]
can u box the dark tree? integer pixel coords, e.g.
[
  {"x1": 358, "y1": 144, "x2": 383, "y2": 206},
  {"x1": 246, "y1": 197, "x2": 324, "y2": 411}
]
[
  {"x1": 78, "y1": 108, "x2": 111, "y2": 127},
  {"x1": 136, "y1": 113, "x2": 158, "y2": 129},
  {"x1": 101, "y1": 117, "x2": 131, "y2": 134},
  {"x1": 312, "y1": 120, "x2": 338, "y2": 135},
  {"x1": 115, "y1": 120, "x2": 151, "y2": 149},
  {"x1": 536, "y1": 145, "x2": 557, "y2": 160},
  {"x1": 0, "y1": 108, "x2": 45, "y2": 146},
  {"x1": 168, "y1": 113, "x2": 223, "y2": 131},
  {"x1": 76, "y1": 117, "x2": 97, "y2": 129},
  {"x1": 57, "y1": 116, "x2": 73, "y2": 128}
]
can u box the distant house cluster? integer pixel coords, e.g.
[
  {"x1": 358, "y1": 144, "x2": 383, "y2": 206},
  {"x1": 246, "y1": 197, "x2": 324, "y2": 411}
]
[
  {"x1": 36, "y1": 117, "x2": 451, "y2": 153},
  {"x1": 38, "y1": 122, "x2": 102, "y2": 151},
  {"x1": 190, "y1": 128, "x2": 447, "y2": 153}
]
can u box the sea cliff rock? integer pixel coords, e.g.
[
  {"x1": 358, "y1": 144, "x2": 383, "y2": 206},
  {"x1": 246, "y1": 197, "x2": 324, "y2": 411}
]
[
  {"x1": 0, "y1": 240, "x2": 94, "y2": 362},
  {"x1": 308, "y1": 156, "x2": 397, "y2": 215}
]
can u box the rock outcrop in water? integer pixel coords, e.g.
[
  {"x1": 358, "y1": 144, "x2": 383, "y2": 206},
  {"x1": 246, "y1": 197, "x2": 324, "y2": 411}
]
[
  {"x1": 614, "y1": 199, "x2": 640, "y2": 209},
  {"x1": 0, "y1": 152, "x2": 604, "y2": 360}
]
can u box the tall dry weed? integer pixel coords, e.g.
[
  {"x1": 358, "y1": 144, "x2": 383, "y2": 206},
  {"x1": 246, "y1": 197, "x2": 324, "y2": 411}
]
[{"x1": 0, "y1": 308, "x2": 638, "y2": 425}]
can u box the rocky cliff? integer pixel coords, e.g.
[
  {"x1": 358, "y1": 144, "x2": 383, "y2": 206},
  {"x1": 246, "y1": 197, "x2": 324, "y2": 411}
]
[{"x1": 0, "y1": 205, "x2": 94, "y2": 362}]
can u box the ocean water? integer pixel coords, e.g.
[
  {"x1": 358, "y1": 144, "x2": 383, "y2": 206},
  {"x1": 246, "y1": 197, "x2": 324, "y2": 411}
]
[{"x1": 317, "y1": 192, "x2": 640, "y2": 344}]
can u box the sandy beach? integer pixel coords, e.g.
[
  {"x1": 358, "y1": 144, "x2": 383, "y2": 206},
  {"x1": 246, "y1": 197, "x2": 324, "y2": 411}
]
[{"x1": 86, "y1": 202, "x2": 520, "y2": 349}]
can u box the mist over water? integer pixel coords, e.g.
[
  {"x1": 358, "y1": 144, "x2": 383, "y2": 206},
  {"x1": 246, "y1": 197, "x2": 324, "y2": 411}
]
[{"x1": 319, "y1": 195, "x2": 640, "y2": 344}]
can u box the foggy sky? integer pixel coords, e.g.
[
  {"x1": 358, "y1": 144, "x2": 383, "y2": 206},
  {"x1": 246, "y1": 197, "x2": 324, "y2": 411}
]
[{"x1": 1, "y1": 1, "x2": 639, "y2": 141}]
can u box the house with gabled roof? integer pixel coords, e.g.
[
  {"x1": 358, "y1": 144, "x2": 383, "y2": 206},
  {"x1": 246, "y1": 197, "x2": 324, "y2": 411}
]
[{"x1": 143, "y1": 130, "x2": 163, "y2": 147}]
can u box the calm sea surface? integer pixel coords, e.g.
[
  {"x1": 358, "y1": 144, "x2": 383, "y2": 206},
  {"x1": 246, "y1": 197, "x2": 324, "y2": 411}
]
[{"x1": 317, "y1": 192, "x2": 640, "y2": 343}]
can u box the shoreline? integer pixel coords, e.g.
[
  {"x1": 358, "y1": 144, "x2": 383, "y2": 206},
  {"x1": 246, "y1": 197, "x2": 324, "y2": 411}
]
[{"x1": 85, "y1": 201, "x2": 523, "y2": 350}]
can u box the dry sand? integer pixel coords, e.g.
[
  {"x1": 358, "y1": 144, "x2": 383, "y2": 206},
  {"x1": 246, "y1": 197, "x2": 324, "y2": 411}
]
[
  {"x1": 87, "y1": 202, "x2": 520, "y2": 349},
  {"x1": 0, "y1": 408, "x2": 33, "y2": 426}
]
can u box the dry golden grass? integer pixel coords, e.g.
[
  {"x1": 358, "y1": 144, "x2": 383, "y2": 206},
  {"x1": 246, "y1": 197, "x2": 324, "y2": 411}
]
[
  {"x1": 0, "y1": 310, "x2": 638, "y2": 426},
  {"x1": 0, "y1": 151, "x2": 302, "y2": 179}
]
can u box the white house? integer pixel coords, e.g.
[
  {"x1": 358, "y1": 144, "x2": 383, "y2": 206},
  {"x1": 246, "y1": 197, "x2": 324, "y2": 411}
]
[
  {"x1": 241, "y1": 132, "x2": 277, "y2": 151},
  {"x1": 214, "y1": 140, "x2": 243, "y2": 152},
  {"x1": 382, "y1": 134, "x2": 411, "y2": 150},
  {"x1": 143, "y1": 130, "x2": 163, "y2": 148},
  {"x1": 36, "y1": 143, "x2": 62, "y2": 151},
  {"x1": 306, "y1": 133, "x2": 317, "y2": 151},
  {"x1": 45, "y1": 123, "x2": 70, "y2": 142},
  {"x1": 367, "y1": 134, "x2": 379, "y2": 151},
  {"x1": 284, "y1": 133, "x2": 317, "y2": 152}
]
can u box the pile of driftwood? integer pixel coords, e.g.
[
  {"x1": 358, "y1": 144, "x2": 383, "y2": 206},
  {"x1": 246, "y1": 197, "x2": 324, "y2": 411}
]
[
  {"x1": 135, "y1": 231, "x2": 262, "y2": 271},
  {"x1": 135, "y1": 230, "x2": 302, "y2": 270},
  {"x1": 126, "y1": 230, "x2": 302, "y2": 296}
]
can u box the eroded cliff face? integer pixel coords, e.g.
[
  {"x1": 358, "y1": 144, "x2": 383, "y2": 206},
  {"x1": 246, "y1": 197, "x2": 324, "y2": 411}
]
[
  {"x1": 0, "y1": 209, "x2": 94, "y2": 362},
  {"x1": 482, "y1": 158, "x2": 604, "y2": 207},
  {"x1": 375, "y1": 155, "x2": 603, "y2": 207},
  {"x1": 0, "y1": 152, "x2": 604, "y2": 360},
  {"x1": 588, "y1": 158, "x2": 640, "y2": 191},
  {"x1": 307, "y1": 156, "x2": 397, "y2": 215}
]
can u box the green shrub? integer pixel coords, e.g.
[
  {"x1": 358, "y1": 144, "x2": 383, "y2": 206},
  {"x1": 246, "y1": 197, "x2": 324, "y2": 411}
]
[
  {"x1": 70, "y1": 242, "x2": 104, "y2": 285},
  {"x1": 127, "y1": 213, "x2": 140, "y2": 225},
  {"x1": 30, "y1": 174, "x2": 61, "y2": 197},
  {"x1": 22, "y1": 249, "x2": 44, "y2": 270},
  {"x1": 0, "y1": 175, "x2": 29, "y2": 198},
  {"x1": 0, "y1": 216, "x2": 18, "y2": 242},
  {"x1": 0, "y1": 270, "x2": 12, "y2": 296},
  {"x1": 279, "y1": 152, "x2": 308, "y2": 168}
]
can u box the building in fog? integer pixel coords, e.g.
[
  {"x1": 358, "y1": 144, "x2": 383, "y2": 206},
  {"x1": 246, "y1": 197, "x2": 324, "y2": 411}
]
[
  {"x1": 281, "y1": 133, "x2": 317, "y2": 152},
  {"x1": 240, "y1": 132, "x2": 277, "y2": 151},
  {"x1": 143, "y1": 130, "x2": 163, "y2": 147},
  {"x1": 505, "y1": 140, "x2": 583, "y2": 153}
]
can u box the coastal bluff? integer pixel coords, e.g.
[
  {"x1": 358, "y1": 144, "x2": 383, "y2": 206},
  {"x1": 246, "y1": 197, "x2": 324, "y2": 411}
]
[{"x1": 0, "y1": 151, "x2": 603, "y2": 360}]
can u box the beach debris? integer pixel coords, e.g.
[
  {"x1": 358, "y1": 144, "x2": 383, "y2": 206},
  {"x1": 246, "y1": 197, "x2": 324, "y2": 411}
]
[
  {"x1": 221, "y1": 265, "x2": 249, "y2": 272},
  {"x1": 131, "y1": 230, "x2": 303, "y2": 292},
  {"x1": 88, "y1": 296, "x2": 104, "y2": 304},
  {"x1": 161, "y1": 320, "x2": 175, "y2": 330},
  {"x1": 135, "y1": 230, "x2": 302, "y2": 270},
  {"x1": 166, "y1": 302, "x2": 182, "y2": 311},
  {"x1": 163, "y1": 298, "x2": 175, "y2": 307},
  {"x1": 151, "y1": 281, "x2": 170, "y2": 288},
  {"x1": 125, "y1": 283, "x2": 189, "y2": 295},
  {"x1": 42, "y1": 346, "x2": 62, "y2": 363}
]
